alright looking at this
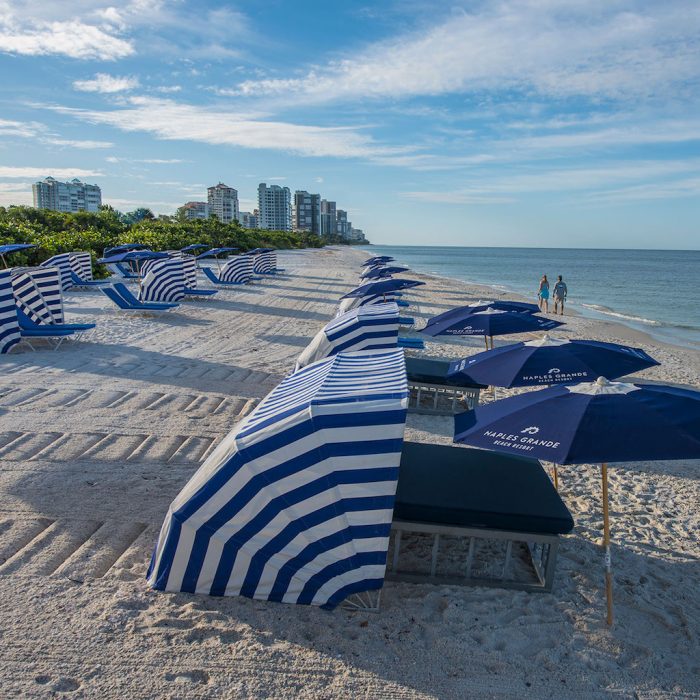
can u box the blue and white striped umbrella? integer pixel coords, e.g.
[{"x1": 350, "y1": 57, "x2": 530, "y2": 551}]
[
  {"x1": 139, "y1": 257, "x2": 186, "y2": 303},
  {"x1": 0, "y1": 269, "x2": 20, "y2": 353},
  {"x1": 68, "y1": 252, "x2": 93, "y2": 282},
  {"x1": 40, "y1": 254, "x2": 73, "y2": 291},
  {"x1": 219, "y1": 255, "x2": 254, "y2": 283},
  {"x1": 296, "y1": 302, "x2": 400, "y2": 370},
  {"x1": 11, "y1": 267, "x2": 64, "y2": 325},
  {"x1": 148, "y1": 348, "x2": 408, "y2": 609}
]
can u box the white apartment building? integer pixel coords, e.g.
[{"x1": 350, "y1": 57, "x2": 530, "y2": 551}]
[
  {"x1": 240, "y1": 211, "x2": 258, "y2": 229},
  {"x1": 320, "y1": 199, "x2": 337, "y2": 237},
  {"x1": 32, "y1": 177, "x2": 102, "y2": 213},
  {"x1": 293, "y1": 191, "x2": 321, "y2": 233},
  {"x1": 258, "y1": 183, "x2": 292, "y2": 231},
  {"x1": 207, "y1": 183, "x2": 239, "y2": 223},
  {"x1": 179, "y1": 201, "x2": 210, "y2": 220}
]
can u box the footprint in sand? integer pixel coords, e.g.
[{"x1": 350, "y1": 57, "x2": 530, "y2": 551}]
[
  {"x1": 52, "y1": 677, "x2": 82, "y2": 693},
  {"x1": 165, "y1": 670, "x2": 210, "y2": 685}
]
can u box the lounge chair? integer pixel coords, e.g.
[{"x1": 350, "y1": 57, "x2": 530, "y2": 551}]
[
  {"x1": 405, "y1": 356, "x2": 486, "y2": 415},
  {"x1": 389, "y1": 442, "x2": 574, "y2": 592},
  {"x1": 397, "y1": 337, "x2": 425, "y2": 350},
  {"x1": 101, "y1": 285, "x2": 179, "y2": 313},
  {"x1": 115, "y1": 262, "x2": 140, "y2": 279},
  {"x1": 70, "y1": 271, "x2": 109, "y2": 288},
  {"x1": 398, "y1": 316, "x2": 415, "y2": 326},
  {"x1": 184, "y1": 287, "x2": 218, "y2": 297},
  {"x1": 112, "y1": 283, "x2": 179, "y2": 309},
  {"x1": 202, "y1": 267, "x2": 246, "y2": 286},
  {"x1": 15, "y1": 307, "x2": 95, "y2": 334}
]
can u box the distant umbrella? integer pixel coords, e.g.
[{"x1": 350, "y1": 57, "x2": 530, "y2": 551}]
[
  {"x1": 454, "y1": 377, "x2": 700, "y2": 624},
  {"x1": 363, "y1": 256, "x2": 394, "y2": 266},
  {"x1": 0, "y1": 243, "x2": 36, "y2": 268},
  {"x1": 421, "y1": 307, "x2": 563, "y2": 349},
  {"x1": 98, "y1": 250, "x2": 169, "y2": 265},
  {"x1": 360, "y1": 265, "x2": 410, "y2": 280},
  {"x1": 180, "y1": 244, "x2": 208, "y2": 252},
  {"x1": 196, "y1": 247, "x2": 239, "y2": 259},
  {"x1": 104, "y1": 243, "x2": 149, "y2": 256},
  {"x1": 342, "y1": 278, "x2": 425, "y2": 299},
  {"x1": 448, "y1": 335, "x2": 659, "y2": 388}
]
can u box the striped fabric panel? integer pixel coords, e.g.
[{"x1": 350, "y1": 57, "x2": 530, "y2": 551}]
[
  {"x1": 40, "y1": 254, "x2": 73, "y2": 291},
  {"x1": 296, "y1": 303, "x2": 400, "y2": 370},
  {"x1": 68, "y1": 252, "x2": 93, "y2": 281},
  {"x1": 147, "y1": 348, "x2": 408, "y2": 609},
  {"x1": 140, "y1": 257, "x2": 185, "y2": 302},
  {"x1": 11, "y1": 268, "x2": 64, "y2": 325},
  {"x1": 0, "y1": 269, "x2": 20, "y2": 354},
  {"x1": 336, "y1": 293, "x2": 398, "y2": 317},
  {"x1": 252, "y1": 252, "x2": 275, "y2": 274},
  {"x1": 220, "y1": 256, "x2": 253, "y2": 284},
  {"x1": 181, "y1": 255, "x2": 198, "y2": 288}
]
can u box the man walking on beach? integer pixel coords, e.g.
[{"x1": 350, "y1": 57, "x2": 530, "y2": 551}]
[{"x1": 553, "y1": 275, "x2": 568, "y2": 315}]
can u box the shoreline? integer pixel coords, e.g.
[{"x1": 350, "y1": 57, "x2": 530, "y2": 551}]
[{"x1": 358, "y1": 245, "x2": 700, "y2": 352}]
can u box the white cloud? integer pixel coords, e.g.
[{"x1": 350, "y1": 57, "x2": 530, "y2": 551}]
[
  {"x1": 106, "y1": 156, "x2": 186, "y2": 164},
  {"x1": 154, "y1": 85, "x2": 182, "y2": 94},
  {"x1": 231, "y1": 1, "x2": 700, "y2": 103},
  {"x1": 0, "y1": 118, "x2": 113, "y2": 149},
  {"x1": 0, "y1": 16, "x2": 133, "y2": 60},
  {"x1": 43, "y1": 138, "x2": 114, "y2": 149},
  {"x1": 73, "y1": 73, "x2": 140, "y2": 93},
  {"x1": 50, "y1": 97, "x2": 410, "y2": 160},
  {"x1": 0, "y1": 118, "x2": 42, "y2": 138},
  {"x1": 0, "y1": 166, "x2": 103, "y2": 179}
]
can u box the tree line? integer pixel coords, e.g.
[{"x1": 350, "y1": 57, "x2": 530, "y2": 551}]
[{"x1": 0, "y1": 205, "x2": 362, "y2": 276}]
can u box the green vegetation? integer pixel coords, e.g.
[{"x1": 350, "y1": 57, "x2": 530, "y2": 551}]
[{"x1": 0, "y1": 205, "x2": 332, "y2": 277}]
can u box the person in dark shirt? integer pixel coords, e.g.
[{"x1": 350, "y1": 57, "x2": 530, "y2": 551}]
[{"x1": 553, "y1": 276, "x2": 568, "y2": 315}]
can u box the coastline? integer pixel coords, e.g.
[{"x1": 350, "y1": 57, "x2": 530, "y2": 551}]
[{"x1": 0, "y1": 245, "x2": 698, "y2": 698}]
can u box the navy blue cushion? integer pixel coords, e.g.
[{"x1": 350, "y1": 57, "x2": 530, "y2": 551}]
[{"x1": 405, "y1": 356, "x2": 486, "y2": 388}]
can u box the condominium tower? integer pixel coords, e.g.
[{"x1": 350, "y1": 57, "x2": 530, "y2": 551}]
[
  {"x1": 292, "y1": 191, "x2": 321, "y2": 234},
  {"x1": 32, "y1": 177, "x2": 102, "y2": 213},
  {"x1": 257, "y1": 183, "x2": 292, "y2": 231},
  {"x1": 207, "y1": 183, "x2": 239, "y2": 223}
]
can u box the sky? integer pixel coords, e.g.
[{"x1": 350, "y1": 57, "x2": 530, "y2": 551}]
[{"x1": 1, "y1": 0, "x2": 699, "y2": 249}]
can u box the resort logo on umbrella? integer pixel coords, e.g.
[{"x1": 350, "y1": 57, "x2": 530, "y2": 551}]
[
  {"x1": 548, "y1": 367, "x2": 561, "y2": 374},
  {"x1": 521, "y1": 426, "x2": 540, "y2": 435},
  {"x1": 482, "y1": 428, "x2": 561, "y2": 452}
]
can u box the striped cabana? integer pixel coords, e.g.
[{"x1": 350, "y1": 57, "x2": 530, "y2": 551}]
[
  {"x1": 249, "y1": 250, "x2": 276, "y2": 274},
  {"x1": 181, "y1": 255, "x2": 198, "y2": 289},
  {"x1": 296, "y1": 302, "x2": 400, "y2": 371},
  {"x1": 336, "y1": 293, "x2": 399, "y2": 317},
  {"x1": 11, "y1": 267, "x2": 64, "y2": 325},
  {"x1": 68, "y1": 252, "x2": 94, "y2": 281},
  {"x1": 139, "y1": 257, "x2": 186, "y2": 303},
  {"x1": 40, "y1": 254, "x2": 73, "y2": 291},
  {"x1": 148, "y1": 348, "x2": 408, "y2": 609},
  {"x1": 0, "y1": 269, "x2": 20, "y2": 354},
  {"x1": 219, "y1": 255, "x2": 253, "y2": 284}
]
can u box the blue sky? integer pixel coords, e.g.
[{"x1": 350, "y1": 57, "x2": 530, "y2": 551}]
[{"x1": 1, "y1": 0, "x2": 699, "y2": 249}]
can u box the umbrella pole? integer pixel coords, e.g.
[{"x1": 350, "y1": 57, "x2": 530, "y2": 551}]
[
  {"x1": 553, "y1": 463, "x2": 559, "y2": 491},
  {"x1": 601, "y1": 462, "x2": 614, "y2": 626},
  {"x1": 484, "y1": 336, "x2": 489, "y2": 350},
  {"x1": 490, "y1": 335, "x2": 494, "y2": 350}
]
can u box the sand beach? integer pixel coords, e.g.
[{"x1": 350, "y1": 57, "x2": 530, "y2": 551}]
[{"x1": 0, "y1": 246, "x2": 698, "y2": 699}]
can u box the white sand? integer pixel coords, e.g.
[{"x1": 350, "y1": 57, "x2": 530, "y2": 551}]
[{"x1": 0, "y1": 246, "x2": 698, "y2": 699}]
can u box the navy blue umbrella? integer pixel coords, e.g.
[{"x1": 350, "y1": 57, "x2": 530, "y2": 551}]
[
  {"x1": 360, "y1": 265, "x2": 410, "y2": 280},
  {"x1": 423, "y1": 301, "x2": 540, "y2": 335},
  {"x1": 448, "y1": 336, "x2": 659, "y2": 388},
  {"x1": 341, "y1": 278, "x2": 425, "y2": 299},
  {"x1": 421, "y1": 308, "x2": 563, "y2": 349},
  {"x1": 0, "y1": 243, "x2": 36, "y2": 267},
  {"x1": 196, "y1": 247, "x2": 238, "y2": 259},
  {"x1": 104, "y1": 243, "x2": 149, "y2": 256},
  {"x1": 98, "y1": 250, "x2": 169, "y2": 265},
  {"x1": 181, "y1": 244, "x2": 208, "y2": 252},
  {"x1": 454, "y1": 377, "x2": 700, "y2": 624},
  {"x1": 363, "y1": 256, "x2": 394, "y2": 266}
]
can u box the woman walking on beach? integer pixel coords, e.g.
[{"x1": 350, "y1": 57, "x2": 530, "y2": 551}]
[{"x1": 538, "y1": 274, "x2": 550, "y2": 313}]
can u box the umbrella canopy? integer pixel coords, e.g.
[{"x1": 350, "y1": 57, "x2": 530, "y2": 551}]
[
  {"x1": 104, "y1": 243, "x2": 149, "y2": 256},
  {"x1": 422, "y1": 302, "x2": 540, "y2": 336},
  {"x1": 295, "y1": 302, "x2": 400, "y2": 370},
  {"x1": 147, "y1": 348, "x2": 409, "y2": 609},
  {"x1": 0, "y1": 243, "x2": 36, "y2": 268},
  {"x1": 360, "y1": 266, "x2": 410, "y2": 280},
  {"x1": 421, "y1": 308, "x2": 563, "y2": 338},
  {"x1": 196, "y1": 247, "x2": 238, "y2": 259},
  {"x1": 180, "y1": 243, "x2": 208, "y2": 252},
  {"x1": 342, "y1": 278, "x2": 424, "y2": 299},
  {"x1": 363, "y1": 256, "x2": 394, "y2": 266},
  {"x1": 454, "y1": 377, "x2": 700, "y2": 624},
  {"x1": 245, "y1": 247, "x2": 274, "y2": 255},
  {"x1": 448, "y1": 336, "x2": 660, "y2": 388},
  {"x1": 454, "y1": 377, "x2": 700, "y2": 464},
  {"x1": 98, "y1": 250, "x2": 169, "y2": 265}
]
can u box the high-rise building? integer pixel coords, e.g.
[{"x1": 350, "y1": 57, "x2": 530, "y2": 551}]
[
  {"x1": 336, "y1": 209, "x2": 349, "y2": 238},
  {"x1": 240, "y1": 211, "x2": 258, "y2": 229},
  {"x1": 178, "y1": 201, "x2": 210, "y2": 220},
  {"x1": 320, "y1": 199, "x2": 337, "y2": 237},
  {"x1": 207, "y1": 183, "x2": 239, "y2": 223},
  {"x1": 32, "y1": 177, "x2": 102, "y2": 213},
  {"x1": 292, "y1": 191, "x2": 321, "y2": 233},
  {"x1": 257, "y1": 183, "x2": 292, "y2": 231}
]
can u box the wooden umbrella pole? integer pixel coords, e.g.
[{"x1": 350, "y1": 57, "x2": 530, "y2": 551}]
[
  {"x1": 553, "y1": 463, "x2": 559, "y2": 491},
  {"x1": 484, "y1": 336, "x2": 489, "y2": 350},
  {"x1": 601, "y1": 462, "x2": 614, "y2": 625}
]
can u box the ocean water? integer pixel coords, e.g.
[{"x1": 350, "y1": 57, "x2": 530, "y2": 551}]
[{"x1": 360, "y1": 246, "x2": 700, "y2": 349}]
